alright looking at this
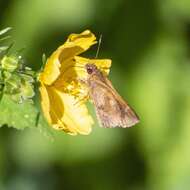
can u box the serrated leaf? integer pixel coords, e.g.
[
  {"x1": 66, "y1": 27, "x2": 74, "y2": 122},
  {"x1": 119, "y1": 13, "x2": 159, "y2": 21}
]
[{"x1": 0, "y1": 95, "x2": 38, "y2": 129}]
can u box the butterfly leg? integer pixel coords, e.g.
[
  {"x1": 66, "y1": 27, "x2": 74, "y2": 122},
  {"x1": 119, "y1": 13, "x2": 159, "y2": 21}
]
[
  {"x1": 74, "y1": 94, "x2": 90, "y2": 106},
  {"x1": 76, "y1": 78, "x2": 88, "y2": 85}
]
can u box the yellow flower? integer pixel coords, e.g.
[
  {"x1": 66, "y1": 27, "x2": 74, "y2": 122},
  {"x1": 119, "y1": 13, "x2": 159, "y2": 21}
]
[{"x1": 39, "y1": 30, "x2": 111, "y2": 135}]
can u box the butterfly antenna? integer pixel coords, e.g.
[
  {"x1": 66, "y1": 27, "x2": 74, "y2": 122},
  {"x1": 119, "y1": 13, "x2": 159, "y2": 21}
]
[{"x1": 95, "y1": 34, "x2": 102, "y2": 58}]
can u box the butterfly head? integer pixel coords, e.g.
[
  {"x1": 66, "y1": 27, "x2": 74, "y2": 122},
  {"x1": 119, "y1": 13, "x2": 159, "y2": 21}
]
[{"x1": 85, "y1": 64, "x2": 98, "y2": 75}]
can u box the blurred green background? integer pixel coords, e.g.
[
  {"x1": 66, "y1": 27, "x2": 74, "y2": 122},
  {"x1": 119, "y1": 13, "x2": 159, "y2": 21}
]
[{"x1": 1, "y1": 0, "x2": 190, "y2": 189}]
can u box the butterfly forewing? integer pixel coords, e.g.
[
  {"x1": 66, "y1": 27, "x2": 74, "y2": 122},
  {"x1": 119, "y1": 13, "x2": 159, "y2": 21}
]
[{"x1": 86, "y1": 68, "x2": 139, "y2": 128}]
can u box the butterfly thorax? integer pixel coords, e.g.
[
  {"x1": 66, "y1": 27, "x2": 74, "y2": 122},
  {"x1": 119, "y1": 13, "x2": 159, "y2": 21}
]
[{"x1": 85, "y1": 63, "x2": 106, "y2": 86}]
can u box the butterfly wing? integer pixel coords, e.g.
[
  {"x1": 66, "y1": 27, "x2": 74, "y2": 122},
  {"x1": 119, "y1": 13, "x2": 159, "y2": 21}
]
[{"x1": 88, "y1": 77, "x2": 139, "y2": 128}]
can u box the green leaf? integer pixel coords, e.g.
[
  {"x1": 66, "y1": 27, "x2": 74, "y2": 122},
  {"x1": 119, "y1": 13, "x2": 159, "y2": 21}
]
[
  {"x1": 0, "y1": 95, "x2": 38, "y2": 130},
  {"x1": 0, "y1": 94, "x2": 52, "y2": 136}
]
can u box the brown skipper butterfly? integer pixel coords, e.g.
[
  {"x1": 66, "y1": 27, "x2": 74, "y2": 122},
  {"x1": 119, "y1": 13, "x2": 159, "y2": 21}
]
[{"x1": 83, "y1": 63, "x2": 139, "y2": 128}]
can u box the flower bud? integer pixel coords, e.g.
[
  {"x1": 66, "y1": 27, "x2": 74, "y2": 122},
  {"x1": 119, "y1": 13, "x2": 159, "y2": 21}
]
[
  {"x1": 1, "y1": 56, "x2": 19, "y2": 72},
  {"x1": 2, "y1": 70, "x2": 12, "y2": 80},
  {"x1": 20, "y1": 73, "x2": 34, "y2": 83},
  {"x1": 20, "y1": 80, "x2": 34, "y2": 99},
  {"x1": 4, "y1": 74, "x2": 21, "y2": 94},
  {"x1": 10, "y1": 93, "x2": 22, "y2": 104}
]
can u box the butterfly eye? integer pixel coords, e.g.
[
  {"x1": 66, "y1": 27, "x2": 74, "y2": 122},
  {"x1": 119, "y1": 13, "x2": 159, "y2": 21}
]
[{"x1": 87, "y1": 67, "x2": 93, "y2": 74}]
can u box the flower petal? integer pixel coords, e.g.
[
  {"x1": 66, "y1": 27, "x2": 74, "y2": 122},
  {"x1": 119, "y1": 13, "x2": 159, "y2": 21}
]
[
  {"x1": 65, "y1": 30, "x2": 97, "y2": 52},
  {"x1": 39, "y1": 51, "x2": 61, "y2": 86},
  {"x1": 56, "y1": 90, "x2": 94, "y2": 135},
  {"x1": 39, "y1": 30, "x2": 112, "y2": 135},
  {"x1": 39, "y1": 84, "x2": 93, "y2": 135},
  {"x1": 74, "y1": 56, "x2": 112, "y2": 77},
  {"x1": 39, "y1": 30, "x2": 96, "y2": 85},
  {"x1": 39, "y1": 84, "x2": 65, "y2": 128},
  {"x1": 53, "y1": 56, "x2": 111, "y2": 97},
  {"x1": 39, "y1": 84, "x2": 51, "y2": 124}
]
